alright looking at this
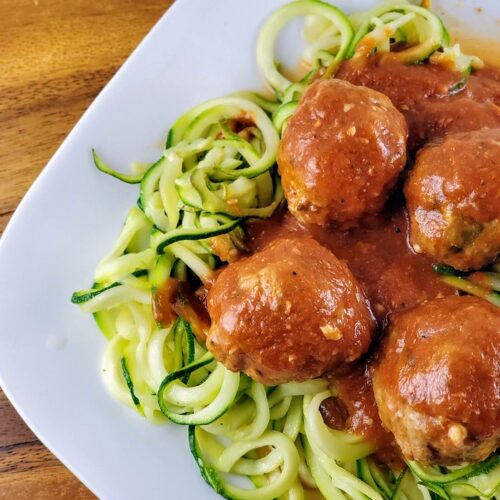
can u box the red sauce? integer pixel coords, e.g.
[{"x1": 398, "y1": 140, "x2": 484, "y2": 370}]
[
  {"x1": 332, "y1": 364, "x2": 404, "y2": 470},
  {"x1": 152, "y1": 278, "x2": 179, "y2": 327},
  {"x1": 319, "y1": 396, "x2": 349, "y2": 431},
  {"x1": 337, "y1": 56, "x2": 500, "y2": 151},
  {"x1": 247, "y1": 206, "x2": 455, "y2": 328},
  {"x1": 153, "y1": 278, "x2": 211, "y2": 342}
]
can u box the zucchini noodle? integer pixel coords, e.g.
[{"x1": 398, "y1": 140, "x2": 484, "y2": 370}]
[
  {"x1": 348, "y1": 3, "x2": 450, "y2": 63},
  {"x1": 433, "y1": 264, "x2": 500, "y2": 308},
  {"x1": 73, "y1": 1, "x2": 497, "y2": 498},
  {"x1": 256, "y1": 0, "x2": 354, "y2": 96},
  {"x1": 347, "y1": 1, "x2": 482, "y2": 73}
]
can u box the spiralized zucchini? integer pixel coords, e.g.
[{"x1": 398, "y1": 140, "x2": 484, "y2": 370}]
[
  {"x1": 348, "y1": 2, "x2": 450, "y2": 63},
  {"x1": 256, "y1": 0, "x2": 354, "y2": 97},
  {"x1": 348, "y1": 1, "x2": 483, "y2": 72},
  {"x1": 433, "y1": 264, "x2": 500, "y2": 307},
  {"x1": 257, "y1": 0, "x2": 355, "y2": 135},
  {"x1": 73, "y1": 1, "x2": 497, "y2": 498}
]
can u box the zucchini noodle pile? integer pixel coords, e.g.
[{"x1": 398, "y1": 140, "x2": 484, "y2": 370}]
[{"x1": 73, "y1": 1, "x2": 498, "y2": 498}]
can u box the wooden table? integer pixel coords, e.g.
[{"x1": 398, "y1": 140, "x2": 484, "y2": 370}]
[{"x1": 0, "y1": 1, "x2": 172, "y2": 497}]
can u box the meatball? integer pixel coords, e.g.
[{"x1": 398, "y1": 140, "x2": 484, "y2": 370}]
[
  {"x1": 372, "y1": 296, "x2": 500, "y2": 465},
  {"x1": 277, "y1": 79, "x2": 408, "y2": 226},
  {"x1": 206, "y1": 237, "x2": 375, "y2": 385},
  {"x1": 405, "y1": 128, "x2": 500, "y2": 271}
]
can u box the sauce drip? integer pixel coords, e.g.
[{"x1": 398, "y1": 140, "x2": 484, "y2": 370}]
[
  {"x1": 153, "y1": 278, "x2": 211, "y2": 342},
  {"x1": 332, "y1": 364, "x2": 404, "y2": 470}
]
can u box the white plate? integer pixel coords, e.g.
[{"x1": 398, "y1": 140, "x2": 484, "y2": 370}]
[{"x1": 0, "y1": 1, "x2": 498, "y2": 498}]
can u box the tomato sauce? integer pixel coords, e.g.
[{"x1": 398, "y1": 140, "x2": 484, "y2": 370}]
[
  {"x1": 153, "y1": 278, "x2": 211, "y2": 342},
  {"x1": 333, "y1": 365, "x2": 404, "y2": 469},
  {"x1": 337, "y1": 55, "x2": 500, "y2": 151},
  {"x1": 247, "y1": 205, "x2": 456, "y2": 329}
]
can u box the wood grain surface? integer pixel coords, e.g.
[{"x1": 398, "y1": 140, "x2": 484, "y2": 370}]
[{"x1": 0, "y1": 1, "x2": 173, "y2": 497}]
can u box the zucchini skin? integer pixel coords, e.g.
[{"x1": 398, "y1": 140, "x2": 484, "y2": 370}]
[
  {"x1": 157, "y1": 352, "x2": 240, "y2": 426},
  {"x1": 153, "y1": 218, "x2": 241, "y2": 254},
  {"x1": 92, "y1": 148, "x2": 143, "y2": 184},
  {"x1": 121, "y1": 357, "x2": 143, "y2": 412},
  {"x1": 71, "y1": 270, "x2": 148, "y2": 304},
  {"x1": 409, "y1": 453, "x2": 500, "y2": 485},
  {"x1": 188, "y1": 426, "x2": 229, "y2": 499},
  {"x1": 71, "y1": 281, "x2": 121, "y2": 304}
]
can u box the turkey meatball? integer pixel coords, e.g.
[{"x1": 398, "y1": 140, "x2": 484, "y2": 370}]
[
  {"x1": 405, "y1": 128, "x2": 500, "y2": 271},
  {"x1": 277, "y1": 79, "x2": 408, "y2": 227},
  {"x1": 372, "y1": 296, "x2": 500, "y2": 465},
  {"x1": 206, "y1": 237, "x2": 375, "y2": 385}
]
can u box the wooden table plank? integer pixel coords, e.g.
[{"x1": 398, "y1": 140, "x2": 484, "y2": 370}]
[
  {"x1": 0, "y1": 443, "x2": 92, "y2": 500},
  {"x1": 0, "y1": 1, "x2": 173, "y2": 497},
  {"x1": 0, "y1": 392, "x2": 36, "y2": 448}
]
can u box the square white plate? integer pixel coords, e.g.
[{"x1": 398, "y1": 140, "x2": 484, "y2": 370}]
[{"x1": 0, "y1": 1, "x2": 497, "y2": 498}]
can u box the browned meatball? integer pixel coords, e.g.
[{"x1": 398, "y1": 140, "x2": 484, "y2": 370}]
[
  {"x1": 372, "y1": 296, "x2": 500, "y2": 465},
  {"x1": 277, "y1": 79, "x2": 407, "y2": 226},
  {"x1": 405, "y1": 128, "x2": 500, "y2": 271},
  {"x1": 206, "y1": 237, "x2": 375, "y2": 385}
]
